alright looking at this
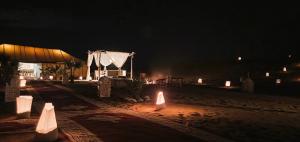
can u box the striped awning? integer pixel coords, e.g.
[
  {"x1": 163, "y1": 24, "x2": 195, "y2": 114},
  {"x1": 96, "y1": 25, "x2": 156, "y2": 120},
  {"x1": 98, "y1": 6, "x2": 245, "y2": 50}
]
[{"x1": 0, "y1": 44, "x2": 80, "y2": 63}]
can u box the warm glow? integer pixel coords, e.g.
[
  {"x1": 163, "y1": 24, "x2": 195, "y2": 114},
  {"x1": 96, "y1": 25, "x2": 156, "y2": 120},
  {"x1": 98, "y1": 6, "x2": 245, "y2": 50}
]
[
  {"x1": 266, "y1": 72, "x2": 270, "y2": 77},
  {"x1": 283, "y1": 67, "x2": 287, "y2": 72},
  {"x1": 197, "y1": 78, "x2": 203, "y2": 84},
  {"x1": 16, "y1": 96, "x2": 33, "y2": 114},
  {"x1": 276, "y1": 79, "x2": 281, "y2": 84},
  {"x1": 79, "y1": 76, "x2": 83, "y2": 80},
  {"x1": 238, "y1": 56, "x2": 242, "y2": 61},
  {"x1": 156, "y1": 91, "x2": 165, "y2": 105},
  {"x1": 19, "y1": 76, "x2": 24, "y2": 80},
  {"x1": 87, "y1": 76, "x2": 92, "y2": 80},
  {"x1": 288, "y1": 54, "x2": 292, "y2": 58},
  {"x1": 36, "y1": 103, "x2": 57, "y2": 134},
  {"x1": 20, "y1": 79, "x2": 27, "y2": 87},
  {"x1": 49, "y1": 76, "x2": 53, "y2": 80},
  {"x1": 40, "y1": 76, "x2": 43, "y2": 80},
  {"x1": 225, "y1": 81, "x2": 231, "y2": 87}
]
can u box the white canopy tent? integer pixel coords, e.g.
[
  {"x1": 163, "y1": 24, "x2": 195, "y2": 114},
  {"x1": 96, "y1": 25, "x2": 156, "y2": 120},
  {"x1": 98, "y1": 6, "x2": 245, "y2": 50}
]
[{"x1": 86, "y1": 50, "x2": 135, "y2": 80}]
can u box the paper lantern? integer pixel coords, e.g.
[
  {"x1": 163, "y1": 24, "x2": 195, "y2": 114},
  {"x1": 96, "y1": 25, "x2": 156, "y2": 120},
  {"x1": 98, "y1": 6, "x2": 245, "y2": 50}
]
[
  {"x1": 20, "y1": 79, "x2": 27, "y2": 87},
  {"x1": 49, "y1": 76, "x2": 53, "y2": 80},
  {"x1": 35, "y1": 103, "x2": 58, "y2": 142},
  {"x1": 197, "y1": 78, "x2": 203, "y2": 84},
  {"x1": 283, "y1": 67, "x2": 287, "y2": 72},
  {"x1": 156, "y1": 91, "x2": 166, "y2": 110},
  {"x1": 238, "y1": 57, "x2": 242, "y2": 61},
  {"x1": 19, "y1": 76, "x2": 24, "y2": 80},
  {"x1": 16, "y1": 96, "x2": 33, "y2": 118},
  {"x1": 79, "y1": 76, "x2": 83, "y2": 80},
  {"x1": 266, "y1": 72, "x2": 270, "y2": 77},
  {"x1": 276, "y1": 79, "x2": 281, "y2": 84},
  {"x1": 225, "y1": 81, "x2": 231, "y2": 87}
]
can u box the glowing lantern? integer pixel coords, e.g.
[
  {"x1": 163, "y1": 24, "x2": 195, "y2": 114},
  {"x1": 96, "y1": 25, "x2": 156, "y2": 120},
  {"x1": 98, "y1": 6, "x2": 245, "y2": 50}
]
[
  {"x1": 156, "y1": 91, "x2": 166, "y2": 110},
  {"x1": 49, "y1": 76, "x2": 53, "y2": 80},
  {"x1": 20, "y1": 79, "x2": 27, "y2": 87},
  {"x1": 79, "y1": 76, "x2": 83, "y2": 80},
  {"x1": 288, "y1": 54, "x2": 292, "y2": 58},
  {"x1": 87, "y1": 76, "x2": 92, "y2": 80},
  {"x1": 238, "y1": 57, "x2": 242, "y2": 61},
  {"x1": 40, "y1": 76, "x2": 43, "y2": 80},
  {"x1": 197, "y1": 78, "x2": 203, "y2": 84},
  {"x1": 266, "y1": 72, "x2": 270, "y2": 77},
  {"x1": 19, "y1": 76, "x2": 24, "y2": 80},
  {"x1": 16, "y1": 96, "x2": 33, "y2": 118},
  {"x1": 225, "y1": 81, "x2": 231, "y2": 87},
  {"x1": 283, "y1": 67, "x2": 287, "y2": 72},
  {"x1": 35, "y1": 103, "x2": 58, "y2": 141},
  {"x1": 276, "y1": 79, "x2": 281, "y2": 84}
]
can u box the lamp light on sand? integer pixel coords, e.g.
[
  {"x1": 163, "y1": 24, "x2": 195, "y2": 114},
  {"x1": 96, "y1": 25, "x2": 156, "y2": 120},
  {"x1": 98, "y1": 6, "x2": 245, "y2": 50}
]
[
  {"x1": 266, "y1": 72, "x2": 270, "y2": 77},
  {"x1": 156, "y1": 91, "x2": 166, "y2": 110},
  {"x1": 225, "y1": 81, "x2": 231, "y2": 87},
  {"x1": 20, "y1": 79, "x2": 27, "y2": 87},
  {"x1": 16, "y1": 96, "x2": 33, "y2": 118},
  {"x1": 197, "y1": 78, "x2": 203, "y2": 84},
  {"x1": 276, "y1": 79, "x2": 281, "y2": 84},
  {"x1": 283, "y1": 67, "x2": 287, "y2": 72},
  {"x1": 35, "y1": 103, "x2": 58, "y2": 142},
  {"x1": 49, "y1": 76, "x2": 53, "y2": 80}
]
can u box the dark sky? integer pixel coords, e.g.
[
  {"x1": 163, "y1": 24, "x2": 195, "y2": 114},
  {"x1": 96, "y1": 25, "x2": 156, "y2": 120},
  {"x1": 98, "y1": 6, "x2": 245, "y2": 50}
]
[{"x1": 1, "y1": 1, "x2": 299, "y2": 71}]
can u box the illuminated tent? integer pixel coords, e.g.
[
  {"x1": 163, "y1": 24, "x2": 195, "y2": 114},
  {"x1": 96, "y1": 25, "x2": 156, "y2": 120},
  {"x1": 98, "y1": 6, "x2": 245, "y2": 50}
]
[
  {"x1": 0, "y1": 44, "x2": 84, "y2": 79},
  {"x1": 0, "y1": 44, "x2": 79, "y2": 63},
  {"x1": 86, "y1": 50, "x2": 135, "y2": 80}
]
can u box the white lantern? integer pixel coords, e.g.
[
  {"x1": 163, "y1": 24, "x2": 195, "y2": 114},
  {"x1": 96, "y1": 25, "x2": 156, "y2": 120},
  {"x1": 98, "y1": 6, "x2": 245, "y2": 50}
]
[
  {"x1": 238, "y1": 57, "x2": 242, "y2": 61},
  {"x1": 225, "y1": 81, "x2": 231, "y2": 87},
  {"x1": 122, "y1": 70, "x2": 126, "y2": 76},
  {"x1": 16, "y1": 96, "x2": 33, "y2": 118},
  {"x1": 35, "y1": 103, "x2": 58, "y2": 142},
  {"x1": 40, "y1": 76, "x2": 43, "y2": 80},
  {"x1": 20, "y1": 79, "x2": 27, "y2": 87},
  {"x1": 266, "y1": 72, "x2": 270, "y2": 77},
  {"x1": 49, "y1": 76, "x2": 53, "y2": 80},
  {"x1": 19, "y1": 76, "x2": 24, "y2": 80},
  {"x1": 156, "y1": 91, "x2": 166, "y2": 110},
  {"x1": 288, "y1": 54, "x2": 292, "y2": 58},
  {"x1": 79, "y1": 76, "x2": 83, "y2": 80},
  {"x1": 283, "y1": 67, "x2": 287, "y2": 72},
  {"x1": 197, "y1": 78, "x2": 203, "y2": 84},
  {"x1": 88, "y1": 76, "x2": 92, "y2": 80},
  {"x1": 276, "y1": 79, "x2": 281, "y2": 84}
]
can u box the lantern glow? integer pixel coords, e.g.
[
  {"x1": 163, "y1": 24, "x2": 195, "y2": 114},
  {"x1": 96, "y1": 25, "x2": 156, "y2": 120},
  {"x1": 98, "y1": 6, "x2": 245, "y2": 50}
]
[
  {"x1": 20, "y1": 79, "x2": 27, "y2": 87},
  {"x1": 79, "y1": 76, "x2": 83, "y2": 80},
  {"x1": 283, "y1": 67, "x2": 287, "y2": 72},
  {"x1": 49, "y1": 76, "x2": 53, "y2": 80},
  {"x1": 40, "y1": 76, "x2": 43, "y2": 80},
  {"x1": 19, "y1": 76, "x2": 24, "y2": 80},
  {"x1": 238, "y1": 57, "x2": 242, "y2": 61},
  {"x1": 276, "y1": 79, "x2": 281, "y2": 84},
  {"x1": 197, "y1": 78, "x2": 203, "y2": 84},
  {"x1": 36, "y1": 103, "x2": 57, "y2": 134},
  {"x1": 266, "y1": 72, "x2": 270, "y2": 77},
  {"x1": 156, "y1": 91, "x2": 166, "y2": 110},
  {"x1": 16, "y1": 96, "x2": 33, "y2": 118},
  {"x1": 225, "y1": 81, "x2": 231, "y2": 87}
]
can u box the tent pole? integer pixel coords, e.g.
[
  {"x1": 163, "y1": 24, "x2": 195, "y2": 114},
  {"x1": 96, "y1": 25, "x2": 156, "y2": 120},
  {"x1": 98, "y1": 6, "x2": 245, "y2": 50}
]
[
  {"x1": 98, "y1": 51, "x2": 101, "y2": 80},
  {"x1": 130, "y1": 52, "x2": 134, "y2": 80}
]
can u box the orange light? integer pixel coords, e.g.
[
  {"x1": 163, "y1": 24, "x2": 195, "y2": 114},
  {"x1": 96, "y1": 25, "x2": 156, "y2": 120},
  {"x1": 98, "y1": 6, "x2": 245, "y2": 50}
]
[{"x1": 156, "y1": 91, "x2": 166, "y2": 109}]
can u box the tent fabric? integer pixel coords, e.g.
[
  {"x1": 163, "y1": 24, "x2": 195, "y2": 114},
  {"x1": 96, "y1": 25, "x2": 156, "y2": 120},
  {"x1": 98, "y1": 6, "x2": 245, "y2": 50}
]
[
  {"x1": 0, "y1": 44, "x2": 79, "y2": 63},
  {"x1": 106, "y1": 51, "x2": 130, "y2": 68},
  {"x1": 86, "y1": 53, "x2": 94, "y2": 80}
]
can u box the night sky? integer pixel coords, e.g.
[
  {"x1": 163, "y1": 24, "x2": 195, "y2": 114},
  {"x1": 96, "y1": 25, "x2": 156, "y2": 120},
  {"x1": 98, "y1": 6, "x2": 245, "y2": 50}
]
[{"x1": 1, "y1": 1, "x2": 299, "y2": 72}]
